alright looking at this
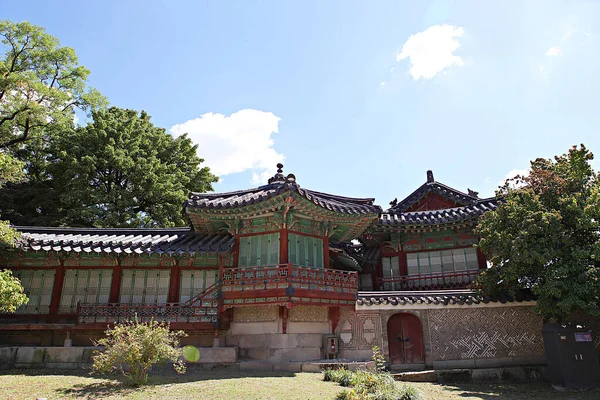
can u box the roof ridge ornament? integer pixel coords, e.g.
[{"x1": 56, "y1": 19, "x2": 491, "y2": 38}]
[
  {"x1": 426, "y1": 170, "x2": 434, "y2": 183},
  {"x1": 268, "y1": 163, "x2": 287, "y2": 184}
]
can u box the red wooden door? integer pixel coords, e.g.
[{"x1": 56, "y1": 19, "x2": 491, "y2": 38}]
[{"x1": 387, "y1": 313, "x2": 425, "y2": 364}]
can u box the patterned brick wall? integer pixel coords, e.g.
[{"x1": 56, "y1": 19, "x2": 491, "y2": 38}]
[
  {"x1": 429, "y1": 307, "x2": 544, "y2": 360},
  {"x1": 336, "y1": 310, "x2": 383, "y2": 350}
]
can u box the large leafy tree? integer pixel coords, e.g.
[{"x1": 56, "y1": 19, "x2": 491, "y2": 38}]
[
  {"x1": 48, "y1": 107, "x2": 218, "y2": 227},
  {"x1": 0, "y1": 19, "x2": 104, "y2": 310},
  {"x1": 476, "y1": 145, "x2": 600, "y2": 321},
  {"x1": 0, "y1": 20, "x2": 106, "y2": 150}
]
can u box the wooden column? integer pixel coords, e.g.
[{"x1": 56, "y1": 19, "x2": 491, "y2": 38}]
[
  {"x1": 476, "y1": 248, "x2": 488, "y2": 270},
  {"x1": 168, "y1": 258, "x2": 180, "y2": 303},
  {"x1": 48, "y1": 259, "x2": 65, "y2": 320},
  {"x1": 109, "y1": 259, "x2": 123, "y2": 303},
  {"x1": 280, "y1": 229, "x2": 288, "y2": 264},
  {"x1": 323, "y1": 237, "x2": 330, "y2": 268},
  {"x1": 232, "y1": 237, "x2": 241, "y2": 267},
  {"x1": 398, "y1": 250, "x2": 408, "y2": 276}
]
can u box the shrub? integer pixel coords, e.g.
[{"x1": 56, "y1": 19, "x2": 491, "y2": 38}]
[
  {"x1": 91, "y1": 317, "x2": 187, "y2": 385},
  {"x1": 324, "y1": 368, "x2": 353, "y2": 387},
  {"x1": 371, "y1": 346, "x2": 387, "y2": 373},
  {"x1": 327, "y1": 369, "x2": 421, "y2": 400}
]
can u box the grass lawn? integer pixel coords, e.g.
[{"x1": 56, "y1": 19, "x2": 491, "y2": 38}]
[{"x1": 1, "y1": 370, "x2": 599, "y2": 400}]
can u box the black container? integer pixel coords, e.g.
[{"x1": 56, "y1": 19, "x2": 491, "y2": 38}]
[{"x1": 542, "y1": 323, "x2": 600, "y2": 388}]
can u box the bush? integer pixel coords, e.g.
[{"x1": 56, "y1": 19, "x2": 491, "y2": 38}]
[
  {"x1": 91, "y1": 317, "x2": 187, "y2": 385},
  {"x1": 324, "y1": 368, "x2": 353, "y2": 387},
  {"x1": 371, "y1": 346, "x2": 387, "y2": 373},
  {"x1": 326, "y1": 369, "x2": 421, "y2": 400}
]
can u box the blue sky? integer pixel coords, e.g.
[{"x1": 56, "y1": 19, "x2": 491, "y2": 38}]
[{"x1": 4, "y1": 0, "x2": 600, "y2": 206}]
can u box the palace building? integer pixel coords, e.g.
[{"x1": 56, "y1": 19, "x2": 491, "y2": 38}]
[{"x1": 2, "y1": 164, "x2": 598, "y2": 369}]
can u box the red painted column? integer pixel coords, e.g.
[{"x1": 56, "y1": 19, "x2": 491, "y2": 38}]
[
  {"x1": 323, "y1": 237, "x2": 330, "y2": 269},
  {"x1": 398, "y1": 250, "x2": 408, "y2": 276},
  {"x1": 168, "y1": 258, "x2": 180, "y2": 303},
  {"x1": 280, "y1": 229, "x2": 288, "y2": 264},
  {"x1": 109, "y1": 259, "x2": 123, "y2": 303},
  {"x1": 48, "y1": 260, "x2": 65, "y2": 320},
  {"x1": 476, "y1": 248, "x2": 488, "y2": 270},
  {"x1": 232, "y1": 237, "x2": 240, "y2": 268}
]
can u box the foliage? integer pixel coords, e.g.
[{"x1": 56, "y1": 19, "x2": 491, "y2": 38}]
[
  {"x1": 0, "y1": 269, "x2": 28, "y2": 312},
  {"x1": 91, "y1": 317, "x2": 187, "y2": 386},
  {"x1": 0, "y1": 147, "x2": 28, "y2": 312},
  {"x1": 325, "y1": 369, "x2": 421, "y2": 400},
  {"x1": 2, "y1": 107, "x2": 219, "y2": 227},
  {"x1": 0, "y1": 20, "x2": 106, "y2": 151},
  {"x1": 476, "y1": 145, "x2": 600, "y2": 321},
  {"x1": 371, "y1": 346, "x2": 387, "y2": 373}
]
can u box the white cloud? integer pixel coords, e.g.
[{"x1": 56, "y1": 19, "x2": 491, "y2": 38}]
[
  {"x1": 379, "y1": 81, "x2": 386, "y2": 87},
  {"x1": 546, "y1": 46, "x2": 562, "y2": 56},
  {"x1": 170, "y1": 109, "x2": 284, "y2": 185},
  {"x1": 396, "y1": 24, "x2": 465, "y2": 80}
]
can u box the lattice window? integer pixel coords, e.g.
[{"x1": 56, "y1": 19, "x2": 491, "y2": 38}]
[
  {"x1": 406, "y1": 248, "x2": 479, "y2": 287},
  {"x1": 59, "y1": 269, "x2": 112, "y2": 313},
  {"x1": 359, "y1": 273, "x2": 373, "y2": 290},
  {"x1": 288, "y1": 233, "x2": 324, "y2": 268},
  {"x1": 381, "y1": 256, "x2": 400, "y2": 290},
  {"x1": 119, "y1": 270, "x2": 170, "y2": 305},
  {"x1": 179, "y1": 270, "x2": 218, "y2": 303},
  {"x1": 239, "y1": 233, "x2": 280, "y2": 268},
  {"x1": 13, "y1": 269, "x2": 55, "y2": 314}
]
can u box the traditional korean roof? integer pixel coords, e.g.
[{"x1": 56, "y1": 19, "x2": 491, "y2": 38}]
[
  {"x1": 379, "y1": 198, "x2": 498, "y2": 227},
  {"x1": 185, "y1": 164, "x2": 381, "y2": 216},
  {"x1": 389, "y1": 170, "x2": 481, "y2": 213},
  {"x1": 15, "y1": 226, "x2": 234, "y2": 255},
  {"x1": 356, "y1": 289, "x2": 535, "y2": 306}
]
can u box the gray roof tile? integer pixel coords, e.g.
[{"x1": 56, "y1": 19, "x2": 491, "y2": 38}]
[
  {"x1": 186, "y1": 181, "x2": 381, "y2": 215},
  {"x1": 357, "y1": 290, "x2": 534, "y2": 306},
  {"x1": 16, "y1": 227, "x2": 234, "y2": 256}
]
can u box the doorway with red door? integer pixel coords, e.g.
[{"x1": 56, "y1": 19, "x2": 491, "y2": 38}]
[{"x1": 386, "y1": 312, "x2": 425, "y2": 364}]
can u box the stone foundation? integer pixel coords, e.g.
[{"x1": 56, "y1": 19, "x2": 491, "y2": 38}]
[
  {"x1": 226, "y1": 333, "x2": 324, "y2": 362},
  {"x1": 0, "y1": 346, "x2": 238, "y2": 369}
]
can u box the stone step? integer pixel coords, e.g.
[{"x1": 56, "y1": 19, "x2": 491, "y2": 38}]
[{"x1": 393, "y1": 370, "x2": 436, "y2": 382}]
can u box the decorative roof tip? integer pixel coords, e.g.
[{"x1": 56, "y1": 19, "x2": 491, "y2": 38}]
[
  {"x1": 267, "y1": 163, "x2": 286, "y2": 184},
  {"x1": 426, "y1": 170, "x2": 434, "y2": 183},
  {"x1": 267, "y1": 163, "x2": 297, "y2": 185},
  {"x1": 467, "y1": 188, "x2": 479, "y2": 198}
]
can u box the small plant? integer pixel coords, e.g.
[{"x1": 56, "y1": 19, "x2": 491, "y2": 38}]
[
  {"x1": 326, "y1": 369, "x2": 422, "y2": 400},
  {"x1": 91, "y1": 316, "x2": 187, "y2": 385},
  {"x1": 371, "y1": 346, "x2": 387, "y2": 373}
]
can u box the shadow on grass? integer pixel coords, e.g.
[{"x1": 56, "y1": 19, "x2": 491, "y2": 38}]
[
  {"x1": 2, "y1": 367, "x2": 301, "y2": 399},
  {"x1": 436, "y1": 382, "x2": 600, "y2": 400},
  {"x1": 54, "y1": 381, "x2": 137, "y2": 399}
]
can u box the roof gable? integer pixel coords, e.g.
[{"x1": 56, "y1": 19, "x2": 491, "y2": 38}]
[{"x1": 388, "y1": 170, "x2": 480, "y2": 213}]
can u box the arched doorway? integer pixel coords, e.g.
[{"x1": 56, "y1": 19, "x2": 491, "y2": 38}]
[{"x1": 387, "y1": 313, "x2": 425, "y2": 364}]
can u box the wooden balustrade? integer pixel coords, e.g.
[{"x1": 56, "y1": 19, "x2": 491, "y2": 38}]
[
  {"x1": 220, "y1": 263, "x2": 358, "y2": 294},
  {"x1": 378, "y1": 270, "x2": 481, "y2": 291}
]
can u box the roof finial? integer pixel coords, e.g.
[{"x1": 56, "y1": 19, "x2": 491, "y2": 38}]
[
  {"x1": 268, "y1": 163, "x2": 286, "y2": 184},
  {"x1": 426, "y1": 170, "x2": 434, "y2": 183}
]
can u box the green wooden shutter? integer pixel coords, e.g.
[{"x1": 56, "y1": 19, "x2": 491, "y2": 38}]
[
  {"x1": 239, "y1": 237, "x2": 252, "y2": 267},
  {"x1": 315, "y1": 238, "x2": 324, "y2": 268},
  {"x1": 267, "y1": 233, "x2": 280, "y2": 265}
]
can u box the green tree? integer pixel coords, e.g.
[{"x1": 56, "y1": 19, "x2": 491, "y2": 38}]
[
  {"x1": 0, "y1": 269, "x2": 28, "y2": 312},
  {"x1": 49, "y1": 107, "x2": 217, "y2": 227},
  {"x1": 0, "y1": 152, "x2": 28, "y2": 312},
  {"x1": 91, "y1": 318, "x2": 187, "y2": 386},
  {"x1": 476, "y1": 145, "x2": 600, "y2": 321},
  {"x1": 0, "y1": 20, "x2": 106, "y2": 150}
]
